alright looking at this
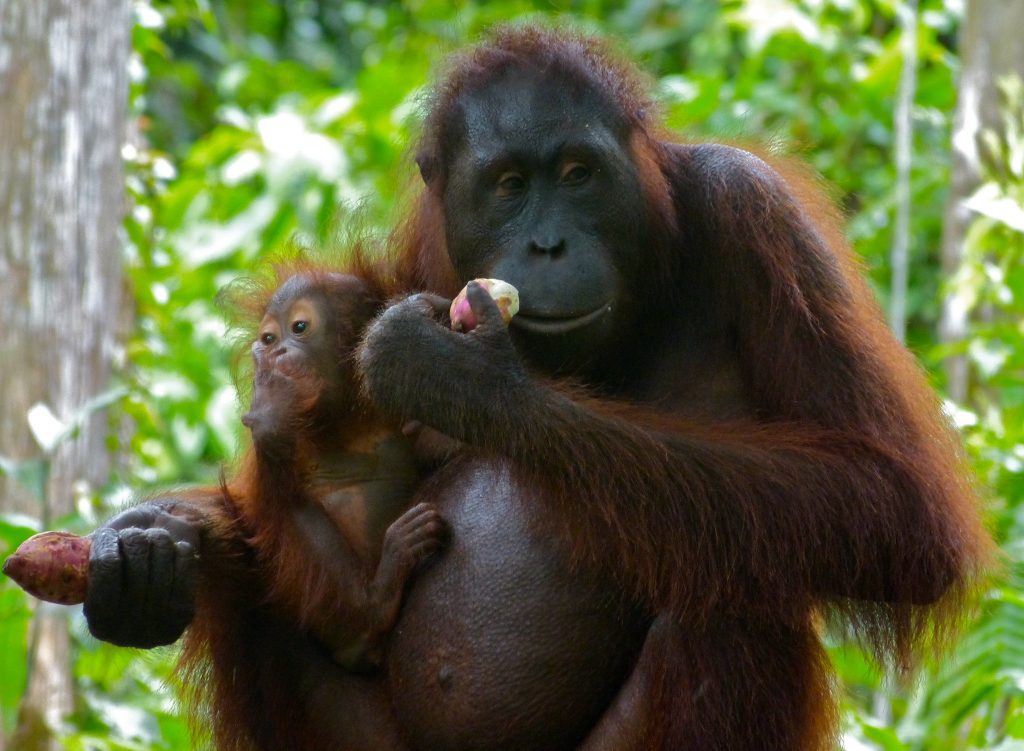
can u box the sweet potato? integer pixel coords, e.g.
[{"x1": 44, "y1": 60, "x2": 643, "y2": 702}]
[
  {"x1": 449, "y1": 279, "x2": 519, "y2": 332},
  {"x1": 3, "y1": 531, "x2": 90, "y2": 605}
]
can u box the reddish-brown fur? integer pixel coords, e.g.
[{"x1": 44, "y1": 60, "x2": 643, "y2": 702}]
[
  {"x1": 378, "y1": 25, "x2": 994, "y2": 750},
  {"x1": 148, "y1": 27, "x2": 993, "y2": 751},
  {"x1": 172, "y1": 251, "x2": 413, "y2": 751}
]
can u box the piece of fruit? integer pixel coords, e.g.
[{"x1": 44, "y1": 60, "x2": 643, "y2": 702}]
[
  {"x1": 449, "y1": 279, "x2": 520, "y2": 332},
  {"x1": 3, "y1": 531, "x2": 91, "y2": 605}
]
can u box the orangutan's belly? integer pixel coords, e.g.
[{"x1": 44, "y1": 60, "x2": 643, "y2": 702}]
[{"x1": 386, "y1": 461, "x2": 649, "y2": 751}]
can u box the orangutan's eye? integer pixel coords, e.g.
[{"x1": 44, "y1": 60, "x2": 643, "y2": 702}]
[
  {"x1": 560, "y1": 162, "x2": 590, "y2": 185},
  {"x1": 260, "y1": 332, "x2": 276, "y2": 345},
  {"x1": 291, "y1": 321, "x2": 308, "y2": 334},
  {"x1": 497, "y1": 172, "x2": 526, "y2": 197}
]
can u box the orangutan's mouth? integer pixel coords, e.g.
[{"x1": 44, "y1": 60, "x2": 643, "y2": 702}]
[{"x1": 510, "y1": 304, "x2": 611, "y2": 335}]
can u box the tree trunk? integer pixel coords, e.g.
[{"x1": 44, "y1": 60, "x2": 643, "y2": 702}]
[
  {"x1": 940, "y1": 0, "x2": 1024, "y2": 401},
  {"x1": 0, "y1": 0, "x2": 129, "y2": 746},
  {"x1": 889, "y1": 0, "x2": 919, "y2": 344}
]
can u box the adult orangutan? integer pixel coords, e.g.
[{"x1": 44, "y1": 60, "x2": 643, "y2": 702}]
[{"x1": 82, "y1": 26, "x2": 991, "y2": 750}]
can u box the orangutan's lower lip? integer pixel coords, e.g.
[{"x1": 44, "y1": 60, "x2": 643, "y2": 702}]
[{"x1": 511, "y1": 304, "x2": 611, "y2": 335}]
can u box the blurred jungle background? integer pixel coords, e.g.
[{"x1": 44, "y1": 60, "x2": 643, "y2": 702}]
[{"x1": 1, "y1": 0, "x2": 1023, "y2": 749}]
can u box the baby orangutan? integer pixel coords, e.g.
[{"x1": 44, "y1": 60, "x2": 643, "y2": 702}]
[
  {"x1": 231, "y1": 269, "x2": 447, "y2": 670},
  {"x1": 5, "y1": 263, "x2": 448, "y2": 746}
]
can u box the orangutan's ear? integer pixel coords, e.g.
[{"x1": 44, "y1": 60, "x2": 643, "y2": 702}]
[{"x1": 415, "y1": 151, "x2": 438, "y2": 186}]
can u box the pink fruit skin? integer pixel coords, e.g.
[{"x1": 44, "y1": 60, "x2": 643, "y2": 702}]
[
  {"x1": 449, "y1": 280, "x2": 517, "y2": 332},
  {"x1": 2, "y1": 531, "x2": 91, "y2": 605},
  {"x1": 450, "y1": 296, "x2": 477, "y2": 332}
]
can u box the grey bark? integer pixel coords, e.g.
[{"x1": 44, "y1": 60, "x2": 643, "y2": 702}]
[
  {"x1": 940, "y1": 0, "x2": 1024, "y2": 402},
  {"x1": 889, "y1": 0, "x2": 919, "y2": 344},
  {"x1": 0, "y1": 0, "x2": 130, "y2": 746}
]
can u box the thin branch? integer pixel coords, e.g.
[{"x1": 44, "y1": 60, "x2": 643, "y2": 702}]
[{"x1": 890, "y1": 0, "x2": 920, "y2": 343}]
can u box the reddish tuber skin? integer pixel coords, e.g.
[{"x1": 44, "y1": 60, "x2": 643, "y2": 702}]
[
  {"x1": 449, "y1": 278, "x2": 519, "y2": 332},
  {"x1": 3, "y1": 531, "x2": 91, "y2": 605}
]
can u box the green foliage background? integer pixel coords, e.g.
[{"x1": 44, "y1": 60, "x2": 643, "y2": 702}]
[{"x1": 2, "y1": 0, "x2": 1023, "y2": 749}]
